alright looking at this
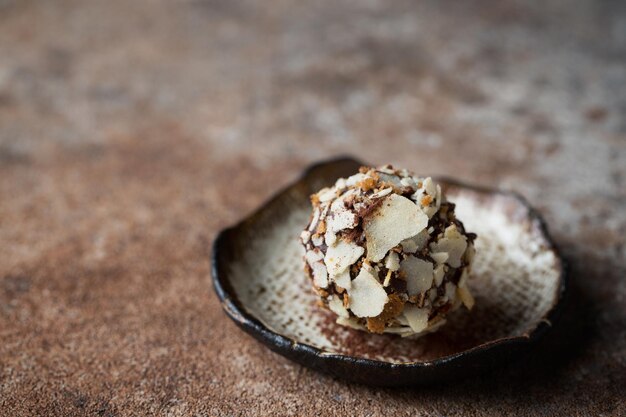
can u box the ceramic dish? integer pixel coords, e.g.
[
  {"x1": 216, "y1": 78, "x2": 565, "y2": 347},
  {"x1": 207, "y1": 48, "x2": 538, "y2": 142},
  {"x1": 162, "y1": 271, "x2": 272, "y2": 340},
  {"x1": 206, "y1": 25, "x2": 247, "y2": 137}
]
[{"x1": 212, "y1": 157, "x2": 567, "y2": 386}]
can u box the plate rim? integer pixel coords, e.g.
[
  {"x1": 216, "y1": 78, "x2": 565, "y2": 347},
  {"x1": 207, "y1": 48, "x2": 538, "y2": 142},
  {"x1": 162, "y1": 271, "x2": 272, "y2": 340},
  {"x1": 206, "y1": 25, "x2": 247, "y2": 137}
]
[{"x1": 211, "y1": 156, "x2": 568, "y2": 381}]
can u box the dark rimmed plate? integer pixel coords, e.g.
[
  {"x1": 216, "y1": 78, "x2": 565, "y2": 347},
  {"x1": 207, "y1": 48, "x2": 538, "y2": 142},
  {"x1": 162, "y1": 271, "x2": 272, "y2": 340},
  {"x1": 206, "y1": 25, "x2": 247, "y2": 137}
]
[{"x1": 212, "y1": 157, "x2": 567, "y2": 386}]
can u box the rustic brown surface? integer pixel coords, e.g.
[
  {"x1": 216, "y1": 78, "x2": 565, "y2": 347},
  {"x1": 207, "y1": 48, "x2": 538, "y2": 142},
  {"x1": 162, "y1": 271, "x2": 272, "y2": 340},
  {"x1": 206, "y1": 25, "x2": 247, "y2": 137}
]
[{"x1": 1, "y1": 1, "x2": 625, "y2": 416}]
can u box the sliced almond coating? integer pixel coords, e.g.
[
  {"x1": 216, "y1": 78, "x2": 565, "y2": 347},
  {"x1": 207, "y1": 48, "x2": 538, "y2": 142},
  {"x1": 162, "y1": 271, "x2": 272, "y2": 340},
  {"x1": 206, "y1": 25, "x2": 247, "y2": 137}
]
[
  {"x1": 370, "y1": 187, "x2": 393, "y2": 199},
  {"x1": 300, "y1": 230, "x2": 311, "y2": 244},
  {"x1": 324, "y1": 229, "x2": 337, "y2": 246},
  {"x1": 400, "y1": 237, "x2": 418, "y2": 253},
  {"x1": 324, "y1": 239, "x2": 364, "y2": 277},
  {"x1": 334, "y1": 178, "x2": 347, "y2": 190},
  {"x1": 311, "y1": 262, "x2": 328, "y2": 288},
  {"x1": 357, "y1": 177, "x2": 378, "y2": 191},
  {"x1": 400, "y1": 229, "x2": 430, "y2": 253},
  {"x1": 430, "y1": 225, "x2": 468, "y2": 268},
  {"x1": 422, "y1": 205, "x2": 437, "y2": 218},
  {"x1": 305, "y1": 248, "x2": 323, "y2": 264},
  {"x1": 395, "y1": 314, "x2": 409, "y2": 326},
  {"x1": 436, "y1": 184, "x2": 442, "y2": 210},
  {"x1": 384, "y1": 252, "x2": 400, "y2": 271},
  {"x1": 383, "y1": 270, "x2": 393, "y2": 287},
  {"x1": 317, "y1": 187, "x2": 336, "y2": 202},
  {"x1": 377, "y1": 173, "x2": 403, "y2": 188},
  {"x1": 345, "y1": 173, "x2": 367, "y2": 187},
  {"x1": 364, "y1": 194, "x2": 428, "y2": 262},
  {"x1": 410, "y1": 188, "x2": 425, "y2": 204},
  {"x1": 430, "y1": 252, "x2": 449, "y2": 265},
  {"x1": 423, "y1": 177, "x2": 437, "y2": 196},
  {"x1": 319, "y1": 204, "x2": 330, "y2": 221},
  {"x1": 308, "y1": 208, "x2": 321, "y2": 232},
  {"x1": 401, "y1": 256, "x2": 434, "y2": 296},
  {"x1": 377, "y1": 167, "x2": 395, "y2": 175},
  {"x1": 311, "y1": 234, "x2": 324, "y2": 246},
  {"x1": 403, "y1": 304, "x2": 430, "y2": 333},
  {"x1": 384, "y1": 326, "x2": 415, "y2": 335},
  {"x1": 347, "y1": 266, "x2": 388, "y2": 317},
  {"x1": 433, "y1": 264, "x2": 446, "y2": 286},
  {"x1": 400, "y1": 177, "x2": 416, "y2": 188},
  {"x1": 326, "y1": 208, "x2": 357, "y2": 233},
  {"x1": 457, "y1": 285, "x2": 475, "y2": 310},
  {"x1": 411, "y1": 188, "x2": 437, "y2": 218},
  {"x1": 334, "y1": 270, "x2": 352, "y2": 290},
  {"x1": 328, "y1": 296, "x2": 350, "y2": 318}
]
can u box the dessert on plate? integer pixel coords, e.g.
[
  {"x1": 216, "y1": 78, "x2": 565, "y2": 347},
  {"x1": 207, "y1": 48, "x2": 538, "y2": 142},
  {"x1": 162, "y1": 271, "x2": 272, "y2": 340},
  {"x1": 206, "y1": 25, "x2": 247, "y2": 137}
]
[{"x1": 301, "y1": 165, "x2": 476, "y2": 336}]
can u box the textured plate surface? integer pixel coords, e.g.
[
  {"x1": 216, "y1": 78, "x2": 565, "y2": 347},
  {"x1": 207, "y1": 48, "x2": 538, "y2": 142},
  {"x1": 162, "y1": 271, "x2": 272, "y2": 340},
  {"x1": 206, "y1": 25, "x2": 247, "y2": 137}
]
[{"x1": 212, "y1": 158, "x2": 566, "y2": 385}]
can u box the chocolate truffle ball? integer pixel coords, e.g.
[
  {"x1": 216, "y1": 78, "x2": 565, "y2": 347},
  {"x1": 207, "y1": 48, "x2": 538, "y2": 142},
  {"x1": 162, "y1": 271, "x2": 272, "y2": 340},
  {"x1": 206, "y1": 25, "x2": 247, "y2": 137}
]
[{"x1": 300, "y1": 165, "x2": 477, "y2": 336}]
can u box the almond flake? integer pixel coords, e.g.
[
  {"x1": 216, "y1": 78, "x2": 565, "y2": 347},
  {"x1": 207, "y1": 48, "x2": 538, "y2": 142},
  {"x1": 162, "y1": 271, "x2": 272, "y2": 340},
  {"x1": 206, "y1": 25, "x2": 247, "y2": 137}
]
[
  {"x1": 430, "y1": 252, "x2": 449, "y2": 264},
  {"x1": 411, "y1": 187, "x2": 437, "y2": 218},
  {"x1": 457, "y1": 285, "x2": 475, "y2": 310},
  {"x1": 334, "y1": 270, "x2": 352, "y2": 290},
  {"x1": 328, "y1": 296, "x2": 350, "y2": 318},
  {"x1": 400, "y1": 256, "x2": 434, "y2": 295},
  {"x1": 334, "y1": 178, "x2": 347, "y2": 190},
  {"x1": 327, "y1": 207, "x2": 357, "y2": 233},
  {"x1": 364, "y1": 194, "x2": 428, "y2": 262},
  {"x1": 377, "y1": 167, "x2": 396, "y2": 175},
  {"x1": 436, "y1": 184, "x2": 442, "y2": 209},
  {"x1": 305, "y1": 248, "x2": 323, "y2": 264},
  {"x1": 311, "y1": 234, "x2": 324, "y2": 246},
  {"x1": 400, "y1": 177, "x2": 416, "y2": 188},
  {"x1": 430, "y1": 225, "x2": 468, "y2": 267},
  {"x1": 324, "y1": 239, "x2": 365, "y2": 277},
  {"x1": 318, "y1": 187, "x2": 336, "y2": 202},
  {"x1": 402, "y1": 305, "x2": 429, "y2": 333},
  {"x1": 345, "y1": 173, "x2": 368, "y2": 187},
  {"x1": 383, "y1": 270, "x2": 393, "y2": 287},
  {"x1": 312, "y1": 262, "x2": 328, "y2": 288},
  {"x1": 410, "y1": 188, "x2": 424, "y2": 204},
  {"x1": 400, "y1": 229, "x2": 430, "y2": 253},
  {"x1": 324, "y1": 229, "x2": 337, "y2": 246},
  {"x1": 433, "y1": 264, "x2": 445, "y2": 286},
  {"x1": 308, "y1": 208, "x2": 321, "y2": 232},
  {"x1": 423, "y1": 206, "x2": 437, "y2": 218},
  {"x1": 347, "y1": 266, "x2": 388, "y2": 317},
  {"x1": 300, "y1": 230, "x2": 311, "y2": 244},
  {"x1": 400, "y1": 237, "x2": 418, "y2": 253},
  {"x1": 384, "y1": 252, "x2": 400, "y2": 271},
  {"x1": 370, "y1": 187, "x2": 393, "y2": 199},
  {"x1": 423, "y1": 177, "x2": 437, "y2": 196},
  {"x1": 377, "y1": 173, "x2": 403, "y2": 188},
  {"x1": 384, "y1": 327, "x2": 415, "y2": 335}
]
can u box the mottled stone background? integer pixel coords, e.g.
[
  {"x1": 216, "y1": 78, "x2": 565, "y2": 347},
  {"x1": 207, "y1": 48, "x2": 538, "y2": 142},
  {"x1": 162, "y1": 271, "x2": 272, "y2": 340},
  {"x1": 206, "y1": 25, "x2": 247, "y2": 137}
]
[{"x1": 0, "y1": 0, "x2": 625, "y2": 416}]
